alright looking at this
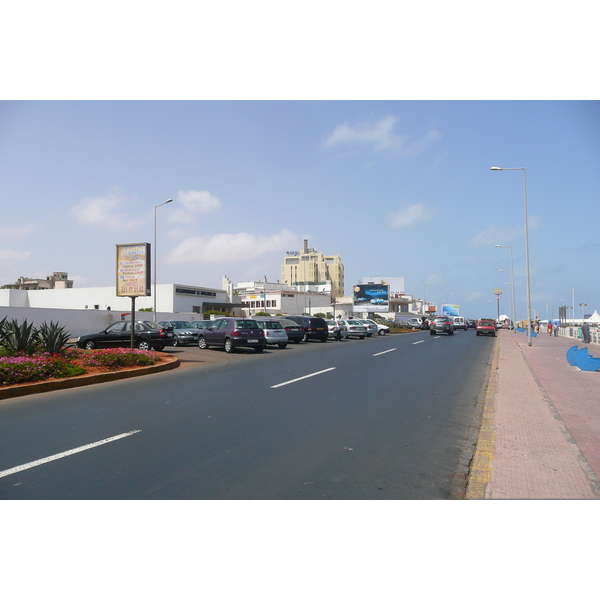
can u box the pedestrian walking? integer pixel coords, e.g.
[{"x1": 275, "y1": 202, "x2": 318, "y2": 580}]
[
  {"x1": 554, "y1": 322, "x2": 559, "y2": 336},
  {"x1": 548, "y1": 322, "x2": 553, "y2": 336},
  {"x1": 582, "y1": 322, "x2": 590, "y2": 343},
  {"x1": 335, "y1": 315, "x2": 344, "y2": 342}
]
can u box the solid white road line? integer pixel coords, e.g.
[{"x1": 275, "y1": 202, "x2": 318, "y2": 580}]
[
  {"x1": 271, "y1": 368, "x2": 336, "y2": 389},
  {"x1": 373, "y1": 348, "x2": 397, "y2": 356},
  {"x1": 0, "y1": 430, "x2": 142, "y2": 479}
]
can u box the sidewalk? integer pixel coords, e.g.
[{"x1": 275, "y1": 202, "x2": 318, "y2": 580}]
[{"x1": 467, "y1": 329, "x2": 600, "y2": 499}]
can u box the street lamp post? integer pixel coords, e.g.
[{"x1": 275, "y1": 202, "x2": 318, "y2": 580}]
[
  {"x1": 491, "y1": 167, "x2": 532, "y2": 346},
  {"x1": 495, "y1": 245, "x2": 516, "y2": 333},
  {"x1": 580, "y1": 302, "x2": 588, "y2": 322},
  {"x1": 154, "y1": 198, "x2": 173, "y2": 321}
]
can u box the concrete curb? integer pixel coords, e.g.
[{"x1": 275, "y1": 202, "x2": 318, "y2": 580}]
[
  {"x1": 465, "y1": 336, "x2": 499, "y2": 499},
  {"x1": 0, "y1": 355, "x2": 180, "y2": 401}
]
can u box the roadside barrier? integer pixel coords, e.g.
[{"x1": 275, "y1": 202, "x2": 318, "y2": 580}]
[{"x1": 566, "y1": 345, "x2": 600, "y2": 372}]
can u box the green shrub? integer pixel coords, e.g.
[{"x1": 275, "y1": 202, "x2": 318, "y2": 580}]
[
  {"x1": 2, "y1": 319, "x2": 38, "y2": 355},
  {"x1": 37, "y1": 321, "x2": 71, "y2": 354}
]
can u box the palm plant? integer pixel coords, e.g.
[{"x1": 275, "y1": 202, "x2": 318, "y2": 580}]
[
  {"x1": 2, "y1": 319, "x2": 39, "y2": 355},
  {"x1": 37, "y1": 321, "x2": 71, "y2": 354}
]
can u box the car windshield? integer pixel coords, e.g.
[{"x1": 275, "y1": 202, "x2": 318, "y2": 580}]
[
  {"x1": 346, "y1": 320, "x2": 362, "y2": 324},
  {"x1": 262, "y1": 322, "x2": 283, "y2": 329},
  {"x1": 142, "y1": 321, "x2": 159, "y2": 329},
  {"x1": 280, "y1": 319, "x2": 297, "y2": 327},
  {"x1": 479, "y1": 320, "x2": 495, "y2": 325},
  {"x1": 171, "y1": 321, "x2": 193, "y2": 328}
]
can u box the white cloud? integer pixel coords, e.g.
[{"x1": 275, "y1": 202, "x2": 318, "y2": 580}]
[
  {"x1": 386, "y1": 203, "x2": 432, "y2": 228},
  {"x1": 70, "y1": 188, "x2": 144, "y2": 231},
  {"x1": 165, "y1": 229, "x2": 300, "y2": 265},
  {"x1": 0, "y1": 248, "x2": 31, "y2": 263},
  {"x1": 169, "y1": 190, "x2": 222, "y2": 223},
  {"x1": 0, "y1": 223, "x2": 38, "y2": 238},
  {"x1": 324, "y1": 116, "x2": 440, "y2": 155}
]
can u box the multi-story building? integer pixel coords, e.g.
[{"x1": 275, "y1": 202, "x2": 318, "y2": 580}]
[
  {"x1": 281, "y1": 240, "x2": 344, "y2": 297},
  {"x1": 3, "y1": 272, "x2": 73, "y2": 290}
]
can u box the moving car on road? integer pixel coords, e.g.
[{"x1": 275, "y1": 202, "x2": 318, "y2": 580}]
[
  {"x1": 430, "y1": 316, "x2": 454, "y2": 336},
  {"x1": 476, "y1": 319, "x2": 497, "y2": 336},
  {"x1": 76, "y1": 320, "x2": 174, "y2": 351},
  {"x1": 197, "y1": 318, "x2": 266, "y2": 353},
  {"x1": 453, "y1": 316, "x2": 468, "y2": 331}
]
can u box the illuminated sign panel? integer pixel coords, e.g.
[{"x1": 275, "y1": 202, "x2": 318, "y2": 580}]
[
  {"x1": 441, "y1": 304, "x2": 460, "y2": 316},
  {"x1": 116, "y1": 243, "x2": 151, "y2": 297}
]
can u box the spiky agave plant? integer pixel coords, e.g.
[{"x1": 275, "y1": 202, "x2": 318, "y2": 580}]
[
  {"x1": 37, "y1": 321, "x2": 71, "y2": 354},
  {"x1": 2, "y1": 319, "x2": 39, "y2": 355}
]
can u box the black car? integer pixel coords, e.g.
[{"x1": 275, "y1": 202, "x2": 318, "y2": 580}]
[
  {"x1": 430, "y1": 316, "x2": 454, "y2": 336},
  {"x1": 284, "y1": 315, "x2": 329, "y2": 342},
  {"x1": 76, "y1": 320, "x2": 174, "y2": 351},
  {"x1": 467, "y1": 319, "x2": 477, "y2": 329},
  {"x1": 197, "y1": 318, "x2": 266, "y2": 353},
  {"x1": 267, "y1": 317, "x2": 305, "y2": 344}
]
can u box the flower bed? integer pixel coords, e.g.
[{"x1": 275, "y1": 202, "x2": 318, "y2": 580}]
[{"x1": 0, "y1": 348, "x2": 159, "y2": 387}]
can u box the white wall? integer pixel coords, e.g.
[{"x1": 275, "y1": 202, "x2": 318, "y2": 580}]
[{"x1": 0, "y1": 306, "x2": 197, "y2": 339}]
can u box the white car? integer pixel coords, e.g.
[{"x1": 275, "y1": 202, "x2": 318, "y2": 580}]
[
  {"x1": 453, "y1": 316, "x2": 467, "y2": 331},
  {"x1": 326, "y1": 320, "x2": 349, "y2": 339},
  {"x1": 371, "y1": 320, "x2": 390, "y2": 336},
  {"x1": 340, "y1": 319, "x2": 368, "y2": 339},
  {"x1": 357, "y1": 319, "x2": 378, "y2": 337},
  {"x1": 253, "y1": 319, "x2": 289, "y2": 349}
]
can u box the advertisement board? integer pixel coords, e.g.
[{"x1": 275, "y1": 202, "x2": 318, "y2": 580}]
[
  {"x1": 116, "y1": 243, "x2": 151, "y2": 297},
  {"x1": 441, "y1": 304, "x2": 460, "y2": 317},
  {"x1": 353, "y1": 284, "x2": 389, "y2": 311}
]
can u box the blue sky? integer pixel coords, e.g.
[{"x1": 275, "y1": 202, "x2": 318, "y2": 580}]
[{"x1": 1, "y1": 100, "x2": 598, "y2": 319}]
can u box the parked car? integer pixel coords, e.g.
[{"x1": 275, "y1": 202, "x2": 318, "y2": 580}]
[
  {"x1": 76, "y1": 320, "x2": 174, "y2": 351},
  {"x1": 453, "y1": 316, "x2": 468, "y2": 331},
  {"x1": 405, "y1": 318, "x2": 423, "y2": 328},
  {"x1": 340, "y1": 319, "x2": 368, "y2": 339},
  {"x1": 430, "y1": 316, "x2": 455, "y2": 336},
  {"x1": 325, "y1": 319, "x2": 349, "y2": 339},
  {"x1": 197, "y1": 318, "x2": 266, "y2": 353},
  {"x1": 284, "y1": 315, "x2": 329, "y2": 342},
  {"x1": 253, "y1": 319, "x2": 289, "y2": 349},
  {"x1": 357, "y1": 319, "x2": 378, "y2": 337},
  {"x1": 268, "y1": 317, "x2": 305, "y2": 344},
  {"x1": 476, "y1": 319, "x2": 497, "y2": 336},
  {"x1": 374, "y1": 320, "x2": 391, "y2": 335},
  {"x1": 158, "y1": 320, "x2": 203, "y2": 346},
  {"x1": 190, "y1": 319, "x2": 212, "y2": 330}
]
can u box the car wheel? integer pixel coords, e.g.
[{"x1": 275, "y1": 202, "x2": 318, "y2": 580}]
[
  {"x1": 430, "y1": 331, "x2": 436, "y2": 335},
  {"x1": 367, "y1": 333, "x2": 372, "y2": 337},
  {"x1": 359, "y1": 335, "x2": 365, "y2": 339},
  {"x1": 154, "y1": 344, "x2": 165, "y2": 351},
  {"x1": 198, "y1": 336, "x2": 208, "y2": 349},
  {"x1": 476, "y1": 332, "x2": 480, "y2": 336},
  {"x1": 302, "y1": 333, "x2": 308, "y2": 342},
  {"x1": 320, "y1": 337, "x2": 327, "y2": 343},
  {"x1": 254, "y1": 347, "x2": 264, "y2": 353},
  {"x1": 449, "y1": 330, "x2": 454, "y2": 336},
  {"x1": 84, "y1": 340, "x2": 96, "y2": 350},
  {"x1": 278, "y1": 343, "x2": 287, "y2": 349},
  {"x1": 293, "y1": 339, "x2": 301, "y2": 344},
  {"x1": 378, "y1": 330, "x2": 386, "y2": 336},
  {"x1": 137, "y1": 340, "x2": 152, "y2": 351},
  {"x1": 172, "y1": 337, "x2": 179, "y2": 347},
  {"x1": 224, "y1": 338, "x2": 234, "y2": 353}
]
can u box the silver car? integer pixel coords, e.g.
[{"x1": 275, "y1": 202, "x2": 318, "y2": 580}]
[
  {"x1": 340, "y1": 319, "x2": 368, "y2": 339},
  {"x1": 357, "y1": 319, "x2": 378, "y2": 337},
  {"x1": 254, "y1": 319, "x2": 289, "y2": 349},
  {"x1": 158, "y1": 320, "x2": 203, "y2": 346},
  {"x1": 326, "y1": 320, "x2": 349, "y2": 339}
]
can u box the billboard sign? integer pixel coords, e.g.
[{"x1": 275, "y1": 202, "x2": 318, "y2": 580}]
[
  {"x1": 353, "y1": 284, "x2": 389, "y2": 311},
  {"x1": 441, "y1": 304, "x2": 460, "y2": 317},
  {"x1": 116, "y1": 243, "x2": 151, "y2": 297}
]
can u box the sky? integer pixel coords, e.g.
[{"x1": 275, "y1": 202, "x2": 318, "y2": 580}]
[{"x1": 1, "y1": 100, "x2": 598, "y2": 320}]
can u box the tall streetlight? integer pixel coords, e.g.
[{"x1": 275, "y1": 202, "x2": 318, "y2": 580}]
[
  {"x1": 580, "y1": 302, "x2": 588, "y2": 323},
  {"x1": 495, "y1": 244, "x2": 516, "y2": 333},
  {"x1": 154, "y1": 198, "x2": 173, "y2": 320},
  {"x1": 491, "y1": 167, "x2": 532, "y2": 346}
]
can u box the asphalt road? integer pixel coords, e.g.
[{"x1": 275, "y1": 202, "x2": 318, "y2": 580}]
[{"x1": 0, "y1": 329, "x2": 495, "y2": 499}]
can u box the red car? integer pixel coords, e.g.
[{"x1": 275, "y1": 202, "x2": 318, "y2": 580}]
[{"x1": 476, "y1": 319, "x2": 496, "y2": 337}]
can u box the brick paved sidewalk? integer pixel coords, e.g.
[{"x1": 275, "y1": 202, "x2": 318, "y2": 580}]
[{"x1": 469, "y1": 330, "x2": 600, "y2": 499}]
